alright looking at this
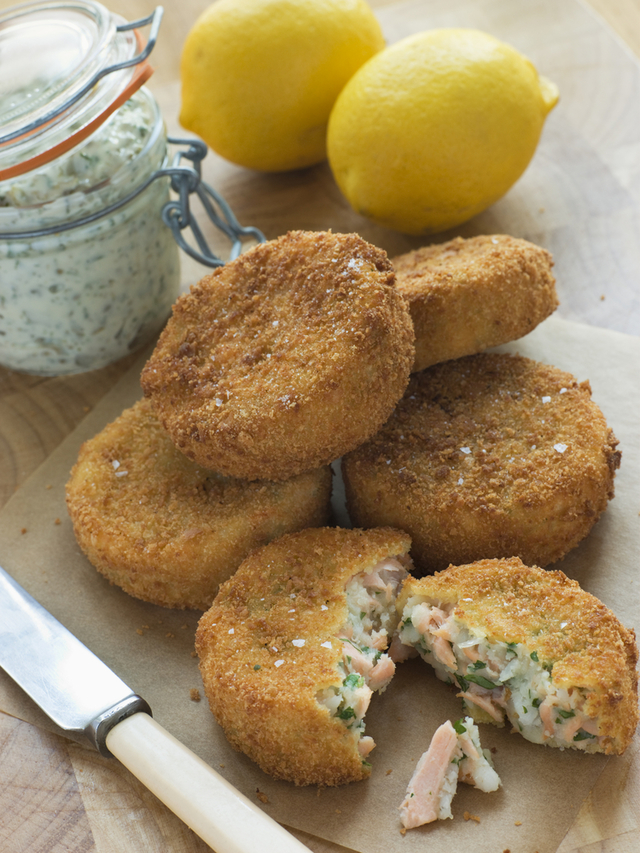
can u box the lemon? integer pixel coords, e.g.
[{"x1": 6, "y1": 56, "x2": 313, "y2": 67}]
[
  {"x1": 180, "y1": 0, "x2": 385, "y2": 172},
  {"x1": 327, "y1": 29, "x2": 559, "y2": 234}
]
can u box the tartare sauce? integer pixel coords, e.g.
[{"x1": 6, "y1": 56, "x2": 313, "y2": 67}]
[{"x1": 0, "y1": 89, "x2": 180, "y2": 375}]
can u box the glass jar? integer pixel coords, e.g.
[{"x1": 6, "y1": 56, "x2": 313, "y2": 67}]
[{"x1": 0, "y1": 1, "x2": 180, "y2": 375}]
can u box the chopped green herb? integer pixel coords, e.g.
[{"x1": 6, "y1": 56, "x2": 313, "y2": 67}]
[
  {"x1": 452, "y1": 718, "x2": 467, "y2": 735},
  {"x1": 505, "y1": 641, "x2": 518, "y2": 658},
  {"x1": 456, "y1": 674, "x2": 469, "y2": 692},
  {"x1": 343, "y1": 672, "x2": 364, "y2": 689},
  {"x1": 556, "y1": 709, "x2": 575, "y2": 719},
  {"x1": 253, "y1": 664, "x2": 261, "y2": 671},
  {"x1": 465, "y1": 673, "x2": 497, "y2": 690},
  {"x1": 530, "y1": 650, "x2": 539, "y2": 661},
  {"x1": 573, "y1": 730, "x2": 596, "y2": 741},
  {"x1": 470, "y1": 660, "x2": 487, "y2": 670},
  {"x1": 532, "y1": 698, "x2": 541, "y2": 708},
  {"x1": 338, "y1": 706, "x2": 356, "y2": 720}
]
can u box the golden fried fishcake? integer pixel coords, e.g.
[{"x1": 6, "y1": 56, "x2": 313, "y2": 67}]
[
  {"x1": 392, "y1": 234, "x2": 558, "y2": 372},
  {"x1": 342, "y1": 353, "x2": 620, "y2": 572},
  {"x1": 65, "y1": 399, "x2": 332, "y2": 610},
  {"x1": 196, "y1": 527, "x2": 412, "y2": 786},
  {"x1": 141, "y1": 230, "x2": 414, "y2": 481},
  {"x1": 395, "y1": 558, "x2": 639, "y2": 755}
]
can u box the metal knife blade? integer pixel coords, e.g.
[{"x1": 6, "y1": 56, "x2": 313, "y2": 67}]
[
  {"x1": 0, "y1": 563, "x2": 311, "y2": 852},
  {"x1": 0, "y1": 563, "x2": 150, "y2": 754}
]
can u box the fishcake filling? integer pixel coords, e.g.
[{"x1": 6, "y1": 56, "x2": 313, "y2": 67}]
[
  {"x1": 396, "y1": 597, "x2": 603, "y2": 751},
  {"x1": 317, "y1": 557, "x2": 409, "y2": 759}
]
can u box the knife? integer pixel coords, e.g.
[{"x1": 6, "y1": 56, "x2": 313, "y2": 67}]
[{"x1": 0, "y1": 564, "x2": 310, "y2": 853}]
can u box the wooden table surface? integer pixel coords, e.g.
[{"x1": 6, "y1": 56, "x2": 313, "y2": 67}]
[{"x1": 1, "y1": 0, "x2": 639, "y2": 851}]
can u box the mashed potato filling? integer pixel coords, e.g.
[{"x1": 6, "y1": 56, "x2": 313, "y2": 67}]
[
  {"x1": 317, "y1": 557, "x2": 409, "y2": 759},
  {"x1": 397, "y1": 597, "x2": 603, "y2": 751}
]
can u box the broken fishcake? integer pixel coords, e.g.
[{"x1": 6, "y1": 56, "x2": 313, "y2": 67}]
[
  {"x1": 196, "y1": 527, "x2": 412, "y2": 785},
  {"x1": 66, "y1": 398, "x2": 331, "y2": 610},
  {"x1": 343, "y1": 353, "x2": 621, "y2": 572},
  {"x1": 393, "y1": 558, "x2": 639, "y2": 755},
  {"x1": 399, "y1": 717, "x2": 501, "y2": 829},
  {"x1": 141, "y1": 230, "x2": 414, "y2": 481},
  {"x1": 392, "y1": 233, "x2": 558, "y2": 373}
]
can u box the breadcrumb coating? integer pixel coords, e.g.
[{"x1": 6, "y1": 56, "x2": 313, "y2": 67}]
[
  {"x1": 397, "y1": 558, "x2": 639, "y2": 754},
  {"x1": 141, "y1": 230, "x2": 414, "y2": 481},
  {"x1": 392, "y1": 234, "x2": 558, "y2": 372},
  {"x1": 66, "y1": 399, "x2": 332, "y2": 609},
  {"x1": 342, "y1": 353, "x2": 620, "y2": 572},
  {"x1": 196, "y1": 527, "x2": 411, "y2": 786}
]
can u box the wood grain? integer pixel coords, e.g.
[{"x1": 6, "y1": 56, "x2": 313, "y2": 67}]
[{"x1": 0, "y1": 1, "x2": 638, "y2": 852}]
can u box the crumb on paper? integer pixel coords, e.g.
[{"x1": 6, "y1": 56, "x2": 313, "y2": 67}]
[
  {"x1": 400, "y1": 828, "x2": 407, "y2": 836},
  {"x1": 165, "y1": 632, "x2": 175, "y2": 638},
  {"x1": 45, "y1": 484, "x2": 52, "y2": 490},
  {"x1": 54, "y1": 518, "x2": 61, "y2": 525},
  {"x1": 515, "y1": 820, "x2": 523, "y2": 826},
  {"x1": 190, "y1": 688, "x2": 201, "y2": 702},
  {"x1": 386, "y1": 769, "x2": 393, "y2": 775},
  {"x1": 335, "y1": 808, "x2": 342, "y2": 814},
  {"x1": 256, "y1": 789, "x2": 269, "y2": 804},
  {"x1": 136, "y1": 628, "x2": 144, "y2": 636},
  {"x1": 83, "y1": 406, "x2": 91, "y2": 413},
  {"x1": 600, "y1": 294, "x2": 606, "y2": 301},
  {"x1": 191, "y1": 650, "x2": 198, "y2": 658},
  {"x1": 20, "y1": 527, "x2": 27, "y2": 534},
  {"x1": 463, "y1": 812, "x2": 481, "y2": 823}
]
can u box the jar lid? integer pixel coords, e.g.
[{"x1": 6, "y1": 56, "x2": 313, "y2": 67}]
[{"x1": 0, "y1": 1, "x2": 158, "y2": 180}]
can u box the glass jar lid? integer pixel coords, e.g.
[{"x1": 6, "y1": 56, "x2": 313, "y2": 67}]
[{"x1": 0, "y1": 1, "x2": 159, "y2": 179}]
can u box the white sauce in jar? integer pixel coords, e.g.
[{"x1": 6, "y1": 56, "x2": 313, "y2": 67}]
[{"x1": 0, "y1": 89, "x2": 180, "y2": 375}]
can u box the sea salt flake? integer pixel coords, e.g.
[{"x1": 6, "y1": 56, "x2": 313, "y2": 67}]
[
  {"x1": 554, "y1": 443, "x2": 568, "y2": 453},
  {"x1": 458, "y1": 477, "x2": 464, "y2": 485},
  {"x1": 288, "y1": 608, "x2": 296, "y2": 613},
  {"x1": 320, "y1": 605, "x2": 329, "y2": 611},
  {"x1": 560, "y1": 388, "x2": 567, "y2": 394},
  {"x1": 115, "y1": 470, "x2": 128, "y2": 477},
  {"x1": 228, "y1": 628, "x2": 235, "y2": 635},
  {"x1": 542, "y1": 396, "x2": 551, "y2": 403},
  {"x1": 274, "y1": 660, "x2": 285, "y2": 667},
  {"x1": 112, "y1": 460, "x2": 120, "y2": 470},
  {"x1": 460, "y1": 447, "x2": 471, "y2": 454},
  {"x1": 321, "y1": 641, "x2": 332, "y2": 649},
  {"x1": 215, "y1": 398, "x2": 223, "y2": 407},
  {"x1": 292, "y1": 639, "x2": 305, "y2": 647}
]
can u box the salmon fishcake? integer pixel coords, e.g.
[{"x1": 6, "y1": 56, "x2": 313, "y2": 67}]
[
  {"x1": 393, "y1": 558, "x2": 639, "y2": 755},
  {"x1": 392, "y1": 234, "x2": 558, "y2": 372},
  {"x1": 196, "y1": 527, "x2": 413, "y2": 786},
  {"x1": 141, "y1": 230, "x2": 414, "y2": 481},
  {"x1": 342, "y1": 353, "x2": 620, "y2": 572},
  {"x1": 66, "y1": 399, "x2": 332, "y2": 610}
]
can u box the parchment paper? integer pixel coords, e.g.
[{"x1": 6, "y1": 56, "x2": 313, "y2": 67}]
[{"x1": 0, "y1": 315, "x2": 638, "y2": 853}]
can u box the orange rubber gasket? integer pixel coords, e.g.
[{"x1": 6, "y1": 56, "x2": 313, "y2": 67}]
[{"x1": 0, "y1": 30, "x2": 154, "y2": 183}]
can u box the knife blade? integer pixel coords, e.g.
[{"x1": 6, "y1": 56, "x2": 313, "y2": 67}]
[{"x1": 0, "y1": 564, "x2": 310, "y2": 853}]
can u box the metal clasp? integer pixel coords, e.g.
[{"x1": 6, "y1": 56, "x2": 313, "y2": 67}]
[{"x1": 162, "y1": 138, "x2": 265, "y2": 267}]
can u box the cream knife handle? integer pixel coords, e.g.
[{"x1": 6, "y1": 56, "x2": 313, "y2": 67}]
[{"x1": 106, "y1": 712, "x2": 310, "y2": 853}]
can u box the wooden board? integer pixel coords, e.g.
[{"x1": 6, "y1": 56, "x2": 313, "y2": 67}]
[{"x1": 0, "y1": 0, "x2": 639, "y2": 851}]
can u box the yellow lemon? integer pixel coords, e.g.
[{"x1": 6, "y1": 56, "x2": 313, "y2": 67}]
[
  {"x1": 180, "y1": 0, "x2": 385, "y2": 172},
  {"x1": 327, "y1": 28, "x2": 559, "y2": 234}
]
